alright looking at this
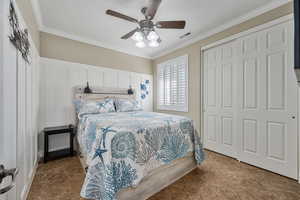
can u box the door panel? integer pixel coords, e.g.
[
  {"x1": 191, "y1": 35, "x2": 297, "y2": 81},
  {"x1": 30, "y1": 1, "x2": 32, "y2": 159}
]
[
  {"x1": 204, "y1": 40, "x2": 237, "y2": 158},
  {"x1": 242, "y1": 119, "x2": 258, "y2": 154},
  {"x1": 222, "y1": 63, "x2": 233, "y2": 108},
  {"x1": 266, "y1": 52, "x2": 286, "y2": 110},
  {"x1": 0, "y1": 1, "x2": 18, "y2": 198},
  {"x1": 1, "y1": 1, "x2": 40, "y2": 199},
  {"x1": 243, "y1": 58, "x2": 258, "y2": 109},
  {"x1": 207, "y1": 67, "x2": 217, "y2": 107},
  {"x1": 207, "y1": 115, "x2": 217, "y2": 143},
  {"x1": 221, "y1": 117, "x2": 233, "y2": 146},
  {"x1": 266, "y1": 121, "x2": 285, "y2": 161},
  {"x1": 237, "y1": 21, "x2": 298, "y2": 179}
]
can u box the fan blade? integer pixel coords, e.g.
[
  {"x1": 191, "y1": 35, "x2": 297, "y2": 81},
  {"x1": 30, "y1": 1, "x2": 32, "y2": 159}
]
[
  {"x1": 145, "y1": 0, "x2": 162, "y2": 19},
  {"x1": 156, "y1": 21, "x2": 186, "y2": 29},
  {"x1": 106, "y1": 10, "x2": 138, "y2": 23},
  {"x1": 121, "y1": 28, "x2": 139, "y2": 39}
]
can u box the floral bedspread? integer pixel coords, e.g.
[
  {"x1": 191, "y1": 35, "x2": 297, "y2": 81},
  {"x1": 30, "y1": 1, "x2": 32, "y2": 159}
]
[{"x1": 77, "y1": 111, "x2": 205, "y2": 200}]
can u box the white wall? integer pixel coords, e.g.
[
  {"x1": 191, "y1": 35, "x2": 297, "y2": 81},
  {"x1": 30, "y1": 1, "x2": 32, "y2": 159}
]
[{"x1": 39, "y1": 58, "x2": 153, "y2": 154}]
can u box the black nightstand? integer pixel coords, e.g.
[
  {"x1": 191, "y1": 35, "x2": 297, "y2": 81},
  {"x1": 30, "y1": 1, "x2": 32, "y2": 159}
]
[{"x1": 44, "y1": 124, "x2": 75, "y2": 163}]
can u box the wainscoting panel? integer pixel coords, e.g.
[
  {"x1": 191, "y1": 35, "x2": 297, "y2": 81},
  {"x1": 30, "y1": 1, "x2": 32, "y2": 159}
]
[{"x1": 39, "y1": 58, "x2": 153, "y2": 153}]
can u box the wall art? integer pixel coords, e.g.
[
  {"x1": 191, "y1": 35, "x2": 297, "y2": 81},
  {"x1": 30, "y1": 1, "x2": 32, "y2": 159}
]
[
  {"x1": 8, "y1": 1, "x2": 31, "y2": 63},
  {"x1": 140, "y1": 80, "x2": 150, "y2": 100}
]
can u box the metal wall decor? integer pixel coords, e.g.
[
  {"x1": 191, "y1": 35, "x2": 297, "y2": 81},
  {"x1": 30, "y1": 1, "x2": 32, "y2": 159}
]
[
  {"x1": 140, "y1": 80, "x2": 150, "y2": 100},
  {"x1": 8, "y1": 1, "x2": 31, "y2": 63}
]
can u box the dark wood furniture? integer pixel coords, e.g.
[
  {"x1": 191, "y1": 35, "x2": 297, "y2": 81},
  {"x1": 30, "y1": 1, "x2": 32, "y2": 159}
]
[{"x1": 44, "y1": 125, "x2": 75, "y2": 163}]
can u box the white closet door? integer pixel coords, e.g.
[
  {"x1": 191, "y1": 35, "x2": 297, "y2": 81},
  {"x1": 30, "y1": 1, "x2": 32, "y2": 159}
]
[
  {"x1": 236, "y1": 21, "x2": 298, "y2": 179},
  {"x1": 203, "y1": 40, "x2": 237, "y2": 158}
]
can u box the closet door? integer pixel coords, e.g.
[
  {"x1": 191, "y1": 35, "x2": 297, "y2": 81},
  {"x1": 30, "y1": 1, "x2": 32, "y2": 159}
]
[
  {"x1": 203, "y1": 40, "x2": 237, "y2": 158},
  {"x1": 236, "y1": 21, "x2": 298, "y2": 179}
]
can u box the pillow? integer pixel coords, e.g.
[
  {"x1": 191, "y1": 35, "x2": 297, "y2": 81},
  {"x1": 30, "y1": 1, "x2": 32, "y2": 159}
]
[
  {"x1": 73, "y1": 98, "x2": 115, "y2": 115},
  {"x1": 96, "y1": 98, "x2": 116, "y2": 113},
  {"x1": 115, "y1": 98, "x2": 142, "y2": 112}
]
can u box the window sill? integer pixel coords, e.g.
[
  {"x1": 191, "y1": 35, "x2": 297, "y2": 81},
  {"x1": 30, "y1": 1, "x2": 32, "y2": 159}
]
[{"x1": 157, "y1": 106, "x2": 188, "y2": 113}]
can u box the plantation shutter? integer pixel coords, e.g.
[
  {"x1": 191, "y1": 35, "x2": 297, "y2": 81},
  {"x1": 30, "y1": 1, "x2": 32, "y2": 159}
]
[{"x1": 157, "y1": 55, "x2": 188, "y2": 112}]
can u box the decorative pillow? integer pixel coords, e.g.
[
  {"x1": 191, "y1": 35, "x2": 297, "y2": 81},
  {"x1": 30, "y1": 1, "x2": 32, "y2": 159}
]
[
  {"x1": 115, "y1": 98, "x2": 143, "y2": 112},
  {"x1": 95, "y1": 98, "x2": 116, "y2": 113},
  {"x1": 74, "y1": 98, "x2": 115, "y2": 115}
]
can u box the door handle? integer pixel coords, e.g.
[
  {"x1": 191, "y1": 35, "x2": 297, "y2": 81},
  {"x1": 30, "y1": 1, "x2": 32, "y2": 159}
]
[{"x1": 0, "y1": 165, "x2": 18, "y2": 194}]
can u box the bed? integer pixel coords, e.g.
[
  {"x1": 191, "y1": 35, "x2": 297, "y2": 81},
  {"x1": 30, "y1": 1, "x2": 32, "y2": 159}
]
[{"x1": 74, "y1": 87, "x2": 205, "y2": 200}]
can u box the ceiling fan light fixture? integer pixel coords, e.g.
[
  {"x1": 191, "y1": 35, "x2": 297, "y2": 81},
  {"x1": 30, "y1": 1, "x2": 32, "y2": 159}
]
[
  {"x1": 132, "y1": 31, "x2": 144, "y2": 42},
  {"x1": 106, "y1": 1, "x2": 186, "y2": 48},
  {"x1": 136, "y1": 41, "x2": 146, "y2": 48},
  {"x1": 147, "y1": 31, "x2": 159, "y2": 41}
]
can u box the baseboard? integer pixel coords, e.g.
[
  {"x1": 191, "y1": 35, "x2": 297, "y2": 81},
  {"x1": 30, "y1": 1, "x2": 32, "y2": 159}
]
[{"x1": 22, "y1": 160, "x2": 38, "y2": 200}]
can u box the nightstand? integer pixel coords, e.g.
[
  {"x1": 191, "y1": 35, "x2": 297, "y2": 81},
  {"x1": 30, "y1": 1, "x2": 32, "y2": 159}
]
[{"x1": 44, "y1": 124, "x2": 75, "y2": 163}]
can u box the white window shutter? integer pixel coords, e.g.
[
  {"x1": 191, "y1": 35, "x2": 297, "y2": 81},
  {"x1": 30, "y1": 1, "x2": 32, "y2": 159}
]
[
  {"x1": 157, "y1": 55, "x2": 188, "y2": 112},
  {"x1": 158, "y1": 66, "x2": 165, "y2": 106}
]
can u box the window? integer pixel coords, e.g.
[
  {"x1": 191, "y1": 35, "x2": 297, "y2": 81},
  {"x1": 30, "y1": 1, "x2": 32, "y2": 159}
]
[{"x1": 157, "y1": 55, "x2": 188, "y2": 112}]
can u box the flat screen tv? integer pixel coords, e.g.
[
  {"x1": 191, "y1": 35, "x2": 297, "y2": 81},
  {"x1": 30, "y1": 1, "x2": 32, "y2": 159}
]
[{"x1": 295, "y1": 0, "x2": 299, "y2": 69}]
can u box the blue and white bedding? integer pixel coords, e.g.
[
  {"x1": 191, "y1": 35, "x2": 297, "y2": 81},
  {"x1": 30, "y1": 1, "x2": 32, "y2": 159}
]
[
  {"x1": 114, "y1": 98, "x2": 142, "y2": 112},
  {"x1": 77, "y1": 111, "x2": 205, "y2": 200}
]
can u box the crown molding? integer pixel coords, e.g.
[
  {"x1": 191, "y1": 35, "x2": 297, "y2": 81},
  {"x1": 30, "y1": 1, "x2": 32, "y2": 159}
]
[
  {"x1": 150, "y1": 0, "x2": 292, "y2": 59},
  {"x1": 201, "y1": 14, "x2": 293, "y2": 51}
]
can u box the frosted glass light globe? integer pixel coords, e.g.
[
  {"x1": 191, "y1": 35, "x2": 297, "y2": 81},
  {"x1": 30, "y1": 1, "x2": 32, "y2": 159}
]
[
  {"x1": 136, "y1": 41, "x2": 146, "y2": 48},
  {"x1": 132, "y1": 31, "x2": 144, "y2": 42},
  {"x1": 147, "y1": 31, "x2": 159, "y2": 41},
  {"x1": 149, "y1": 40, "x2": 159, "y2": 47}
]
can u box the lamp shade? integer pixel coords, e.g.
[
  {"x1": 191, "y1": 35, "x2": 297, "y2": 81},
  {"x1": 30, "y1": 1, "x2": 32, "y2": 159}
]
[
  {"x1": 149, "y1": 40, "x2": 159, "y2": 47},
  {"x1": 147, "y1": 31, "x2": 159, "y2": 41},
  {"x1": 136, "y1": 41, "x2": 146, "y2": 48},
  {"x1": 132, "y1": 31, "x2": 144, "y2": 42}
]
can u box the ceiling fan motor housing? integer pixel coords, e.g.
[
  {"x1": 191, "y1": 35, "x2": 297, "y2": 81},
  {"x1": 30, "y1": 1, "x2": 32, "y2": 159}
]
[{"x1": 139, "y1": 20, "x2": 155, "y2": 34}]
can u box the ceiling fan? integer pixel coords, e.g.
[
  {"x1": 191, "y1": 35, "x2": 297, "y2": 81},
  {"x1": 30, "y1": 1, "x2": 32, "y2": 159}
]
[{"x1": 106, "y1": 0, "x2": 186, "y2": 48}]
